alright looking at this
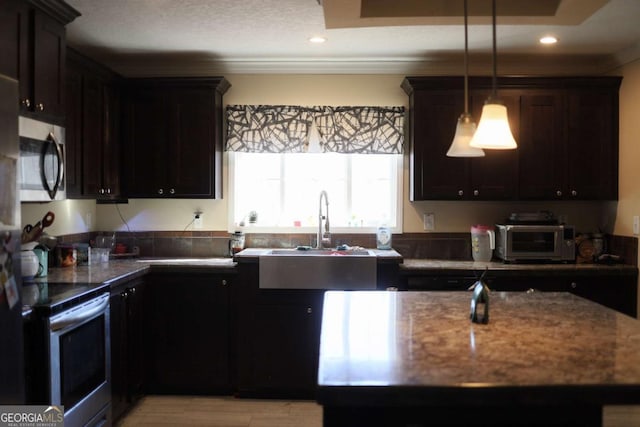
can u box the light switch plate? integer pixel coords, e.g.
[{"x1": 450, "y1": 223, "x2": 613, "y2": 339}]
[{"x1": 633, "y1": 215, "x2": 639, "y2": 235}]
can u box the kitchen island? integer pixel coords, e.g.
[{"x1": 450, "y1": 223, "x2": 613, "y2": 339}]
[{"x1": 317, "y1": 291, "x2": 640, "y2": 426}]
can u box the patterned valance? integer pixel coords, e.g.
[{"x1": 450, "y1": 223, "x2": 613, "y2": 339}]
[
  {"x1": 226, "y1": 105, "x2": 404, "y2": 154},
  {"x1": 314, "y1": 106, "x2": 404, "y2": 154},
  {"x1": 225, "y1": 105, "x2": 315, "y2": 153}
]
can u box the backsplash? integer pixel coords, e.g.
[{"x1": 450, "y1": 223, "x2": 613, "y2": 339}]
[
  {"x1": 56, "y1": 231, "x2": 638, "y2": 266},
  {"x1": 52, "y1": 231, "x2": 638, "y2": 265}
]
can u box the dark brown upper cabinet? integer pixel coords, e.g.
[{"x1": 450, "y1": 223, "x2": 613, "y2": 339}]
[
  {"x1": 65, "y1": 49, "x2": 123, "y2": 200},
  {"x1": 402, "y1": 76, "x2": 621, "y2": 201},
  {"x1": 0, "y1": 0, "x2": 79, "y2": 125},
  {"x1": 402, "y1": 78, "x2": 517, "y2": 201},
  {"x1": 565, "y1": 84, "x2": 620, "y2": 200},
  {"x1": 122, "y1": 77, "x2": 230, "y2": 199}
]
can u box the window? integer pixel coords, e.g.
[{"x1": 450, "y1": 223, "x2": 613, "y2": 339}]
[{"x1": 229, "y1": 152, "x2": 402, "y2": 233}]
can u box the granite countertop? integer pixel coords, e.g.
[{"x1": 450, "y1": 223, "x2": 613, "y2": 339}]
[
  {"x1": 23, "y1": 257, "x2": 236, "y2": 314},
  {"x1": 36, "y1": 257, "x2": 236, "y2": 285},
  {"x1": 401, "y1": 258, "x2": 638, "y2": 276},
  {"x1": 317, "y1": 291, "x2": 640, "y2": 406}
]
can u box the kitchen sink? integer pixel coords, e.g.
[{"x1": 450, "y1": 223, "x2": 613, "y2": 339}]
[
  {"x1": 267, "y1": 248, "x2": 373, "y2": 256},
  {"x1": 259, "y1": 248, "x2": 377, "y2": 290}
]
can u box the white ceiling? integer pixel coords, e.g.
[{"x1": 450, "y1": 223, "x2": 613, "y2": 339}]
[{"x1": 64, "y1": 0, "x2": 640, "y2": 77}]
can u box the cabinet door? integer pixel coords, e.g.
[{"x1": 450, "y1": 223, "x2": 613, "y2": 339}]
[
  {"x1": 102, "y1": 83, "x2": 122, "y2": 197},
  {"x1": 64, "y1": 63, "x2": 83, "y2": 197},
  {"x1": 517, "y1": 92, "x2": 565, "y2": 199},
  {"x1": 252, "y1": 294, "x2": 321, "y2": 395},
  {"x1": 567, "y1": 89, "x2": 618, "y2": 199},
  {"x1": 32, "y1": 9, "x2": 66, "y2": 121},
  {"x1": 410, "y1": 90, "x2": 469, "y2": 200},
  {"x1": 168, "y1": 87, "x2": 217, "y2": 197},
  {"x1": 468, "y1": 91, "x2": 519, "y2": 200},
  {"x1": 124, "y1": 88, "x2": 168, "y2": 197},
  {"x1": 0, "y1": 0, "x2": 29, "y2": 90},
  {"x1": 81, "y1": 74, "x2": 104, "y2": 197},
  {"x1": 66, "y1": 51, "x2": 122, "y2": 200},
  {"x1": 109, "y1": 286, "x2": 129, "y2": 422},
  {"x1": 126, "y1": 280, "x2": 146, "y2": 401},
  {"x1": 146, "y1": 273, "x2": 230, "y2": 394},
  {"x1": 569, "y1": 276, "x2": 636, "y2": 317}
]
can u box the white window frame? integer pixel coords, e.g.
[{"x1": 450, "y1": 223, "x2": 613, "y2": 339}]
[{"x1": 227, "y1": 152, "x2": 403, "y2": 234}]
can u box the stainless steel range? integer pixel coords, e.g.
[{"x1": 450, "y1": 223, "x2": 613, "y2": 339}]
[{"x1": 26, "y1": 287, "x2": 111, "y2": 427}]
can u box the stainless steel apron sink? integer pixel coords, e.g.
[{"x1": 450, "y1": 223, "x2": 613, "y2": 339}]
[{"x1": 259, "y1": 249, "x2": 377, "y2": 290}]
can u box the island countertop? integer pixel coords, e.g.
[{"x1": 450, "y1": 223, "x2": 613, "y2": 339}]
[
  {"x1": 317, "y1": 291, "x2": 640, "y2": 411},
  {"x1": 400, "y1": 258, "x2": 638, "y2": 276}
]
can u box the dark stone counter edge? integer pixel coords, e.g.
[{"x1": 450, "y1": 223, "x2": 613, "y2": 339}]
[
  {"x1": 399, "y1": 263, "x2": 638, "y2": 277},
  {"x1": 316, "y1": 383, "x2": 640, "y2": 407}
]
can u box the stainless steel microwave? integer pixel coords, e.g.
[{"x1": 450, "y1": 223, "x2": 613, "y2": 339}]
[
  {"x1": 18, "y1": 116, "x2": 66, "y2": 201},
  {"x1": 495, "y1": 224, "x2": 575, "y2": 263}
]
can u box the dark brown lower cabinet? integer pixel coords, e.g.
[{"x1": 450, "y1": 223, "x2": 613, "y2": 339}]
[
  {"x1": 235, "y1": 262, "x2": 324, "y2": 398},
  {"x1": 110, "y1": 278, "x2": 146, "y2": 422},
  {"x1": 145, "y1": 272, "x2": 232, "y2": 394},
  {"x1": 249, "y1": 290, "x2": 323, "y2": 397}
]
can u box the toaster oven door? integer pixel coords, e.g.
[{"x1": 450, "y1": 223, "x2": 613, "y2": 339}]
[{"x1": 504, "y1": 226, "x2": 562, "y2": 260}]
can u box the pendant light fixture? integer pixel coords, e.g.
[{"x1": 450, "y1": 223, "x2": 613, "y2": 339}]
[
  {"x1": 447, "y1": 0, "x2": 484, "y2": 157},
  {"x1": 469, "y1": 0, "x2": 517, "y2": 150}
]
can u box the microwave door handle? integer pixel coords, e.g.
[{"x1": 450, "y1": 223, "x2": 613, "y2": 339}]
[{"x1": 43, "y1": 132, "x2": 63, "y2": 199}]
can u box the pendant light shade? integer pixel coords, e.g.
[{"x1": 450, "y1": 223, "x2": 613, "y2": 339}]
[
  {"x1": 447, "y1": 113, "x2": 484, "y2": 157},
  {"x1": 447, "y1": 0, "x2": 484, "y2": 157},
  {"x1": 469, "y1": 101, "x2": 517, "y2": 149},
  {"x1": 468, "y1": 0, "x2": 517, "y2": 150}
]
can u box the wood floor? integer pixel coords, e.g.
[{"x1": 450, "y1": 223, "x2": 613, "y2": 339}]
[
  {"x1": 118, "y1": 396, "x2": 640, "y2": 427},
  {"x1": 116, "y1": 396, "x2": 322, "y2": 427}
]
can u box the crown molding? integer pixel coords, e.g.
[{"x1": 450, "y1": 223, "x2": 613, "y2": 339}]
[{"x1": 99, "y1": 54, "x2": 630, "y2": 78}]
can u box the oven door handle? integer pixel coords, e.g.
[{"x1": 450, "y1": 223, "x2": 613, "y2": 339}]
[
  {"x1": 43, "y1": 131, "x2": 64, "y2": 200},
  {"x1": 50, "y1": 294, "x2": 109, "y2": 332}
]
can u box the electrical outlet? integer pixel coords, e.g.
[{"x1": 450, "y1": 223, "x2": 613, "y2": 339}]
[
  {"x1": 423, "y1": 213, "x2": 435, "y2": 231},
  {"x1": 633, "y1": 215, "x2": 639, "y2": 235},
  {"x1": 194, "y1": 212, "x2": 203, "y2": 229}
]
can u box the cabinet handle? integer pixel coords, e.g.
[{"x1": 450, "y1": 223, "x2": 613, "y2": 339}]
[
  {"x1": 21, "y1": 98, "x2": 31, "y2": 108},
  {"x1": 169, "y1": 188, "x2": 176, "y2": 195},
  {"x1": 36, "y1": 103, "x2": 44, "y2": 112},
  {"x1": 120, "y1": 291, "x2": 128, "y2": 299},
  {"x1": 99, "y1": 188, "x2": 105, "y2": 195},
  {"x1": 306, "y1": 307, "x2": 312, "y2": 314},
  {"x1": 571, "y1": 282, "x2": 577, "y2": 289},
  {"x1": 556, "y1": 190, "x2": 562, "y2": 197},
  {"x1": 221, "y1": 279, "x2": 227, "y2": 286},
  {"x1": 457, "y1": 190, "x2": 464, "y2": 197},
  {"x1": 473, "y1": 190, "x2": 479, "y2": 196},
  {"x1": 158, "y1": 188, "x2": 164, "y2": 195},
  {"x1": 129, "y1": 287, "x2": 136, "y2": 295},
  {"x1": 106, "y1": 188, "x2": 112, "y2": 195},
  {"x1": 571, "y1": 190, "x2": 577, "y2": 197}
]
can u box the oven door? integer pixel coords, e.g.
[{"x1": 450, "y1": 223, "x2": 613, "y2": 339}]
[
  {"x1": 48, "y1": 293, "x2": 111, "y2": 427},
  {"x1": 506, "y1": 226, "x2": 562, "y2": 260}
]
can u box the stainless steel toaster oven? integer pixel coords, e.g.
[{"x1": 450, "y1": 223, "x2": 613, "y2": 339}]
[{"x1": 495, "y1": 224, "x2": 575, "y2": 263}]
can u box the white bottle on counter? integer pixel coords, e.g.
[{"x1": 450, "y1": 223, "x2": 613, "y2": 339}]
[{"x1": 376, "y1": 224, "x2": 392, "y2": 250}]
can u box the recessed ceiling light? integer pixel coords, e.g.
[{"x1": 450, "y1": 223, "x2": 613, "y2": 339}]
[
  {"x1": 539, "y1": 36, "x2": 558, "y2": 45},
  {"x1": 309, "y1": 36, "x2": 327, "y2": 44}
]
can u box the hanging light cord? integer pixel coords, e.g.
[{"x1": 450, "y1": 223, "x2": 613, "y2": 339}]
[
  {"x1": 491, "y1": 0, "x2": 498, "y2": 99},
  {"x1": 463, "y1": 0, "x2": 469, "y2": 114}
]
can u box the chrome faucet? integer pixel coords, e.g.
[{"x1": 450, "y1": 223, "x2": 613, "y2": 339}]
[{"x1": 317, "y1": 190, "x2": 331, "y2": 249}]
